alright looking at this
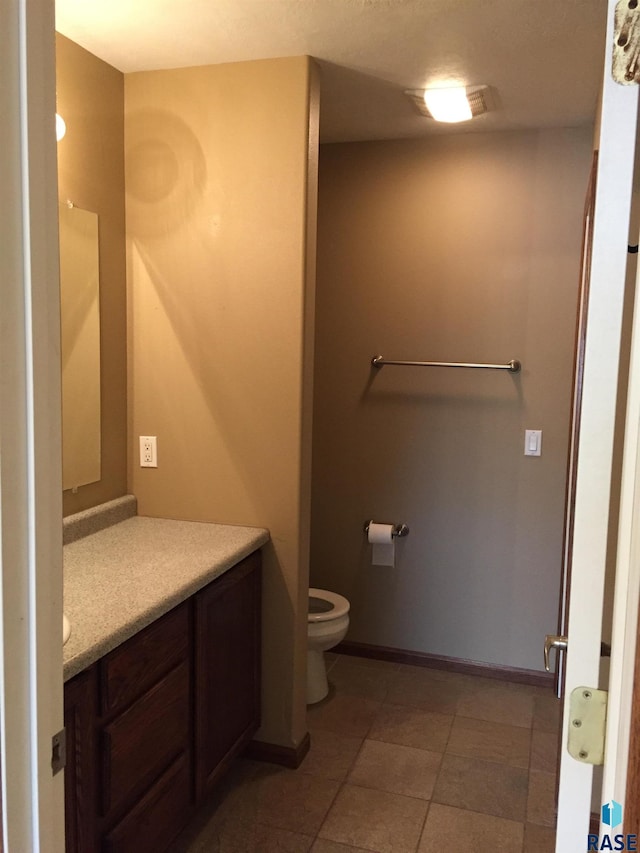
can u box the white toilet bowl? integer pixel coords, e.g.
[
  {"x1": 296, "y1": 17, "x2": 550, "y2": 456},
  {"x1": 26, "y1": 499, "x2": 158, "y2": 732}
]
[{"x1": 307, "y1": 588, "x2": 350, "y2": 704}]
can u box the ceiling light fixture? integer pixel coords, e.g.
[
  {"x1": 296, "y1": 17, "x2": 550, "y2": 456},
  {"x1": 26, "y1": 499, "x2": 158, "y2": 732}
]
[
  {"x1": 405, "y1": 85, "x2": 495, "y2": 123},
  {"x1": 56, "y1": 113, "x2": 66, "y2": 141},
  {"x1": 424, "y1": 87, "x2": 472, "y2": 123}
]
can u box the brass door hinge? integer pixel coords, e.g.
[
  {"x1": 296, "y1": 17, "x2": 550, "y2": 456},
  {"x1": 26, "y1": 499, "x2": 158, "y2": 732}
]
[
  {"x1": 613, "y1": 0, "x2": 640, "y2": 84},
  {"x1": 567, "y1": 687, "x2": 607, "y2": 765}
]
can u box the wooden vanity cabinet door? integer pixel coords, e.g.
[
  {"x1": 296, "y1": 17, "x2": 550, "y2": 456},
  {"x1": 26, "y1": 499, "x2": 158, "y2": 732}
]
[
  {"x1": 103, "y1": 753, "x2": 192, "y2": 853},
  {"x1": 100, "y1": 659, "x2": 191, "y2": 819},
  {"x1": 194, "y1": 552, "x2": 261, "y2": 800},
  {"x1": 64, "y1": 666, "x2": 99, "y2": 853}
]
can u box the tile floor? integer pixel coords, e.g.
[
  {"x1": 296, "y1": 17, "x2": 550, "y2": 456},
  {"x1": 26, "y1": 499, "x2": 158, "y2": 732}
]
[{"x1": 170, "y1": 654, "x2": 561, "y2": 853}]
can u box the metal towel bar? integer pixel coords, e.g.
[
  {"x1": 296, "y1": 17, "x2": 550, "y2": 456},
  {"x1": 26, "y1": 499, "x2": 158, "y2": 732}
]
[{"x1": 371, "y1": 355, "x2": 521, "y2": 373}]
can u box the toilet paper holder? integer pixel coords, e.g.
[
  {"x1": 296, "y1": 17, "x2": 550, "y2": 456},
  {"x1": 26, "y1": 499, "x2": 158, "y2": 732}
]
[{"x1": 363, "y1": 520, "x2": 410, "y2": 538}]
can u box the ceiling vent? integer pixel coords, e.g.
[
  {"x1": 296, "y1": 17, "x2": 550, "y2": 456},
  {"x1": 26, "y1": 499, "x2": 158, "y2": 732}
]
[{"x1": 405, "y1": 85, "x2": 496, "y2": 121}]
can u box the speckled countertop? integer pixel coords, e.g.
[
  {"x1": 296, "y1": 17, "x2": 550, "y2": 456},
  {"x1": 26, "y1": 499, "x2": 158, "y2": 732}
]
[{"x1": 63, "y1": 510, "x2": 269, "y2": 682}]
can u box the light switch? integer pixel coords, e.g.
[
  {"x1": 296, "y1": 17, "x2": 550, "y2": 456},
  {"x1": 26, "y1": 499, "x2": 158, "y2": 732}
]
[{"x1": 524, "y1": 429, "x2": 542, "y2": 457}]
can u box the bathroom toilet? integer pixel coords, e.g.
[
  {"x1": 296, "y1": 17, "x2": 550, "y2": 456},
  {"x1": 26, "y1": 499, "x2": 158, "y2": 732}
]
[{"x1": 307, "y1": 588, "x2": 350, "y2": 704}]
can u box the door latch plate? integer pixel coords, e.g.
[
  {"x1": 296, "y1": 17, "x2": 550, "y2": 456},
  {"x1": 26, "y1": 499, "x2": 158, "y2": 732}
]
[
  {"x1": 567, "y1": 687, "x2": 607, "y2": 765},
  {"x1": 51, "y1": 728, "x2": 66, "y2": 776}
]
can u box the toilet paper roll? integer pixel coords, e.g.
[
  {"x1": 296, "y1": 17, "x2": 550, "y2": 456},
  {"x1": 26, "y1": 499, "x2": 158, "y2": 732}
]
[{"x1": 368, "y1": 522, "x2": 395, "y2": 567}]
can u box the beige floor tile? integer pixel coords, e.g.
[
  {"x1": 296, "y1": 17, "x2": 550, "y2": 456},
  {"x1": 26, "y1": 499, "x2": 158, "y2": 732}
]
[
  {"x1": 311, "y1": 840, "x2": 371, "y2": 852},
  {"x1": 446, "y1": 716, "x2": 531, "y2": 768},
  {"x1": 307, "y1": 694, "x2": 382, "y2": 738},
  {"x1": 432, "y1": 754, "x2": 528, "y2": 822},
  {"x1": 173, "y1": 820, "x2": 315, "y2": 853},
  {"x1": 254, "y1": 825, "x2": 315, "y2": 852},
  {"x1": 325, "y1": 659, "x2": 339, "y2": 677},
  {"x1": 530, "y1": 729, "x2": 559, "y2": 773},
  {"x1": 328, "y1": 658, "x2": 396, "y2": 701},
  {"x1": 418, "y1": 803, "x2": 524, "y2": 852},
  {"x1": 298, "y1": 730, "x2": 364, "y2": 781},
  {"x1": 169, "y1": 817, "x2": 255, "y2": 853},
  {"x1": 533, "y1": 692, "x2": 562, "y2": 733},
  {"x1": 319, "y1": 784, "x2": 429, "y2": 853},
  {"x1": 220, "y1": 760, "x2": 269, "y2": 815},
  {"x1": 456, "y1": 683, "x2": 534, "y2": 728},
  {"x1": 255, "y1": 768, "x2": 341, "y2": 835},
  {"x1": 203, "y1": 820, "x2": 258, "y2": 853},
  {"x1": 173, "y1": 669, "x2": 558, "y2": 852},
  {"x1": 526, "y1": 770, "x2": 557, "y2": 827},
  {"x1": 347, "y1": 739, "x2": 442, "y2": 800},
  {"x1": 169, "y1": 760, "x2": 264, "y2": 852},
  {"x1": 524, "y1": 822, "x2": 556, "y2": 852},
  {"x1": 369, "y1": 703, "x2": 452, "y2": 752},
  {"x1": 385, "y1": 668, "x2": 475, "y2": 714},
  {"x1": 395, "y1": 664, "x2": 477, "y2": 682}
]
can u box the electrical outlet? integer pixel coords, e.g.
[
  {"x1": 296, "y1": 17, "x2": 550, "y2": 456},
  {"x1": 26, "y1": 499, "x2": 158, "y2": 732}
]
[{"x1": 139, "y1": 436, "x2": 158, "y2": 468}]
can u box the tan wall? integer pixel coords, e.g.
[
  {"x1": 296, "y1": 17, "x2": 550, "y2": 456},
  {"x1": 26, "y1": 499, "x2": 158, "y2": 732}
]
[
  {"x1": 56, "y1": 34, "x2": 128, "y2": 516},
  {"x1": 126, "y1": 57, "x2": 318, "y2": 747},
  {"x1": 312, "y1": 128, "x2": 593, "y2": 672}
]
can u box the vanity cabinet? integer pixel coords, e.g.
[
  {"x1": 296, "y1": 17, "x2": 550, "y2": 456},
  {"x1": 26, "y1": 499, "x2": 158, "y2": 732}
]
[
  {"x1": 64, "y1": 667, "x2": 98, "y2": 851},
  {"x1": 195, "y1": 553, "x2": 261, "y2": 799},
  {"x1": 64, "y1": 550, "x2": 261, "y2": 853}
]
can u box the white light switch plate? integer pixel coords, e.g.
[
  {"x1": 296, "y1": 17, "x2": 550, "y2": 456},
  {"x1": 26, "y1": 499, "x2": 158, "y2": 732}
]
[{"x1": 524, "y1": 429, "x2": 542, "y2": 457}]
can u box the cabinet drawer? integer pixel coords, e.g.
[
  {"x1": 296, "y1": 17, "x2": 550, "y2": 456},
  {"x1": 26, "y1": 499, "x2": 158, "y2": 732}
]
[
  {"x1": 103, "y1": 753, "x2": 192, "y2": 853},
  {"x1": 101, "y1": 660, "x2": 190, "y2": 817},
  {"x1": 100, "y1": 602, "x2": 189, "y2": 716}
]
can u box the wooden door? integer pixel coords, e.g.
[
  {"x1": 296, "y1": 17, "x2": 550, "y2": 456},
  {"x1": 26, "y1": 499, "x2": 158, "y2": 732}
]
[{"x1": 555, "y1": 0, "x2": 640, "y2": 846}]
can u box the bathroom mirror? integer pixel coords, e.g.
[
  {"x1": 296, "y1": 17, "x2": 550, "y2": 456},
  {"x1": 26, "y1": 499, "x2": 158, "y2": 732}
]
[{"x1": 59, "y1": 202, "x2": 101, "y2": 490}]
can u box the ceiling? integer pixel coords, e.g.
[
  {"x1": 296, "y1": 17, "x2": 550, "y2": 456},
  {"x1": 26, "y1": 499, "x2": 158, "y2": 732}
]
[{"x1": 55, "y1": 0, "x2": 607, "y2": 144}]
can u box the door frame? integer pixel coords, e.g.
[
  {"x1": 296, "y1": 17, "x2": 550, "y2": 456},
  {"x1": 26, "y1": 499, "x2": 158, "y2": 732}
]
[
  {"x1": 0, "y1": 0, "x2": 64, "y2": 849},
  {"x1": 555, "y1": 151, "x2": 598, "y2": 701},
  {"x1": 605, "y1": 215, "x2": 640, "y2": 820}
]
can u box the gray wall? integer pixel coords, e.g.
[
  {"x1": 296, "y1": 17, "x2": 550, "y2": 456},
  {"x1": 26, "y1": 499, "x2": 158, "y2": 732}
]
[{"x1": 311, "y1": 127, "x2": 593, "y2": 673}]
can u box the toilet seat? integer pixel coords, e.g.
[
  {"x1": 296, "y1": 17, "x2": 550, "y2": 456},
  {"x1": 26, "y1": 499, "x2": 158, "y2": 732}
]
[{"x1": 308, "y1": 588, "x2": 350, "y2": 622}]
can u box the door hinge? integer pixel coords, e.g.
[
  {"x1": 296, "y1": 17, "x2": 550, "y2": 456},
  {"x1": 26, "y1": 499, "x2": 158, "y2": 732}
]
[
  {"x1": 613, "y1": 0, "x2": 640, "y2": 85},
  {"x1": 51, "y1": 728, "x2": 66, "y2": 776},
  {"x1": 567, "y1": 687, "x2": 607, "y2": 766}
]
